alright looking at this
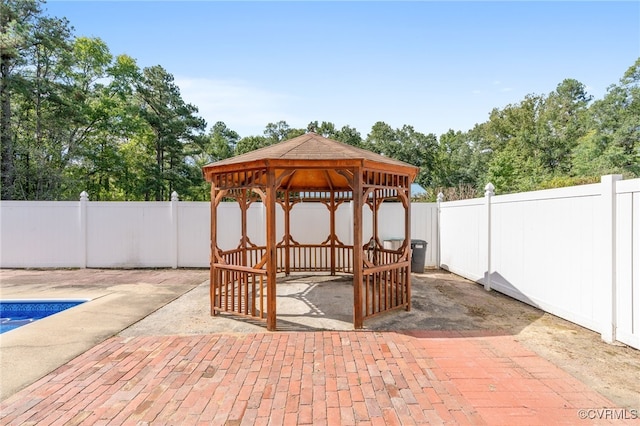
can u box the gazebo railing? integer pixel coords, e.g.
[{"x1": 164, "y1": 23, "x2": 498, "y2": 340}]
[
  {"x1": 211, "y1": 264, "x2": 267, "y2": 320},
  {"x1": 214, "y1": 244, "x2": 353, "y2": 324},
  {"x1": 278, "y1": 244, "x2": 354, "y2": 273},
  {"x1": 364, "y1": 246, "x2": 405, "y2": 266},
  {"x1": 221, "y1": 247, "x2": 267, "y2": 271},
  {"x1": 215, "y1": 244, "x2": 408, "y2": 324},
  {"x1": 220, "y1": 244, "x2": 354, "y2": 274},
  {"x1": 362, "y1": 262, "x2": 410, "y2": 320}
]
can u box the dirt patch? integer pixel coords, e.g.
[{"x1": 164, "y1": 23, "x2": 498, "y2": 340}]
[{"x1": 463, "y1": 304, "x2": 488, "y2": 318}]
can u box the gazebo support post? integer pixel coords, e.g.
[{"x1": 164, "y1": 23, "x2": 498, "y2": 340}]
[
  {"x1": 404, "y1": 186, "x2": 412, "y2": 311},
  {"x1": 353, "y1": 170, "x2": 364, "y2": 329},
  {"x1": 240, "y1": 190, "x2": 248, "y2": 267},
  {"x1": 284, "y1": 190, "x2": 291, "y2": 276},
  {"x1": 372, "y1": 190, "x2": 378, "y2": 250},
  {"x1": 330, "y1": 191, "x2": 336, "y2": 275},
  {"x1": 266, "y1": 169, "x2": 277, "y2": 331},
  {"x1": 210, "y1": 186, "x2": 219, "y2": 316}
]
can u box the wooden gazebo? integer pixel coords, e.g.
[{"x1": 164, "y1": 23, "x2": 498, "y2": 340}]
[{"x1": 202, "y1": 132, "x2": 419, "y2": 330}]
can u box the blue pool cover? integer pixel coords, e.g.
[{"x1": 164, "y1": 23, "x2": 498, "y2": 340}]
[{"x1": 0, "y1": 300, "x2": 87, "y2": 334}]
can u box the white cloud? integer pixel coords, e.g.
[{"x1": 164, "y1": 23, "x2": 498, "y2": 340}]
[{"x1": 175, "y1": 77, "x2": 300, "y2": 137}]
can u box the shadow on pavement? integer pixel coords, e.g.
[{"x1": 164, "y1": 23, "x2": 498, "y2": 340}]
[{"x1": 270, "y1": 271, "x2": 544, "y2": 335}]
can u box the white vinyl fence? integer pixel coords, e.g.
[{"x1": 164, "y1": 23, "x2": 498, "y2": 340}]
[
  {"x1": 0, "y1": 194, "x2": 438, "y2": 270},
  {"x1": 439, "y1": 175, "x2": 640, "y2": 350},
  {"x1": 2, "y1": 175, "x2": 637, "y2": 349}
]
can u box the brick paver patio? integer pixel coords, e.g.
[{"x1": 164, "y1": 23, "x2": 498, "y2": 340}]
[{"x1": 1, "y1": 330, "x2": 633, "y2": 425}]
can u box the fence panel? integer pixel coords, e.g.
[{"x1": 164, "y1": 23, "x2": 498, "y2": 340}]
[
  {"x1": 177, "y1": 202, "x2": 210, "y2": 267},
  {"x1": 86, "y1": 202, "x2": 172, "y2": 268},
  {"x1": 375, "y1": 202, "x2": 438, "y2": 268},
  {"x1": 411, "y1": 203, "x2": 438, "y2": 268},
  {"x1": 288, "y1": 202, "x2": 332, "y2": 244},
  {"x1": 615, "y1": 180, "x2": 640, "y2": 349},
  {"x1": 490, "y1": 185, "x2": 602, "y2": 332},
  {"x1": 0, "y1": 201, "x2": 82, "y2": 268},
  {"x1": 439, "y1": 198, "x2": 486, "y2": 281},
  {"x1": 438, "y1": 177, "x2": 639, "y2": 350}
]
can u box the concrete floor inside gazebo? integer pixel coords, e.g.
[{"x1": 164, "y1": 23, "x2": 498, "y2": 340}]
[
  {"x1": 118, "y1": 271, "x2": 518, "y2": 336},
  {"x1": 123, "y1": 273, "x2": 366, "y2": 335}
]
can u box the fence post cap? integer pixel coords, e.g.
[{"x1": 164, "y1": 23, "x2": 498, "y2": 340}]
[
  {"x1": 484, "y1": 183, "x2": 495, "y2": 197},
  {"x1": 80, "y1": 191, "x2": 89, "y2": 201},
  {"x1": 437, "y1": 192, "x2": 444, "y2": 202},
  {"x1": 171, "y1": 191, "x2": 179, "y2": 201}
]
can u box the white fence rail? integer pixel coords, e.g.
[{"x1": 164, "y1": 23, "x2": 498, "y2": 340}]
[
  {"x1": 439, "y1": 175, "x2": 639, "y2": 350},
  {"x1": 0, "y1": 197, "x2": 438, "y2": 270}
]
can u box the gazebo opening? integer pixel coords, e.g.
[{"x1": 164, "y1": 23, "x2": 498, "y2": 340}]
[{"x1": 202, "y1": 133, "x2": 419, "y2": 330}]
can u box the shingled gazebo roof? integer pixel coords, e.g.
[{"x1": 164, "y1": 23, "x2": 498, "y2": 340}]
[{"x1": 202, "y1": 132, "x2": 419, "y2": 191}]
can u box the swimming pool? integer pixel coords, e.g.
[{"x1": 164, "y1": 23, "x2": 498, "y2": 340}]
[{"x1": 0, "y1": 299, "x2": 88, "y2": 334}]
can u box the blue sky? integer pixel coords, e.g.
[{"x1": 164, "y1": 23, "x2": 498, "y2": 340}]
[{"x1": 45, "y1": 1, "x2": 640, "y2": 139}]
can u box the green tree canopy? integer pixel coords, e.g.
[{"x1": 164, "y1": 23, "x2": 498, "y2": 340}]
[{"x1": 1, "y1": 0, "x2": 637, "y2": 201}]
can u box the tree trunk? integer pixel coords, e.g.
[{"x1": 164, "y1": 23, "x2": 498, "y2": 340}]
[{"x1": 1, "y1": 53, "x2": 15, "y2": 200}]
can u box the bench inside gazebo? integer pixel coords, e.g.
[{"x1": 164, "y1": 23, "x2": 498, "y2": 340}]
[{"x1": 202, "y1": 132, "x2": 419, "y2": 330}]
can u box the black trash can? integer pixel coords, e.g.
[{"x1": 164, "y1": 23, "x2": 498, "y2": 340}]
[{"x1": 410, "y1": 239, "x2": 427, "y2": 273}]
